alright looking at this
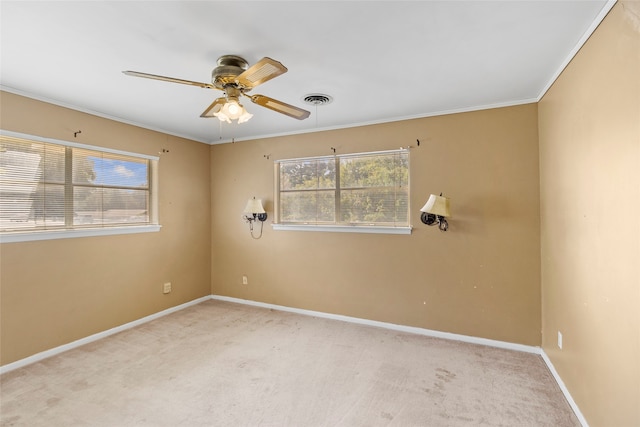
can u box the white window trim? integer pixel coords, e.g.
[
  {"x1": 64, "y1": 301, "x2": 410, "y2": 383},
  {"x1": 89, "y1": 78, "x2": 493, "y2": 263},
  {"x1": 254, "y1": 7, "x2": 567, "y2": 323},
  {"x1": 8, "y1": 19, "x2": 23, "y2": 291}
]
[
  {"x1": 0, "y1": 130, "x2": 160, "y2": 243},
  {"x1": 272, "y1": 223, "x2": 412, "y2": 235},
  {"x1": 0, "y1": 225, "x2": 161, "y2": 243},
  {"x1": 0, "y1": 130, "x2": 160, "y2": 161}
]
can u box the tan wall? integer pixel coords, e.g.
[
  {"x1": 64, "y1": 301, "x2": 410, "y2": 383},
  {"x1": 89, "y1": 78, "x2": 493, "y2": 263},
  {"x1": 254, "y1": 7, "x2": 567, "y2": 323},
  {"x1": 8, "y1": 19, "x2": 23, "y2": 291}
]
[
  {"x1": 538, "y1": 2, "x2": 640, "y2": 426},
  {"x1": 0, "y1": 91, "x2": 212, "y2": 365},
  {"x1": 211, "y1": 104, "x2": 541, "y2": 346}
]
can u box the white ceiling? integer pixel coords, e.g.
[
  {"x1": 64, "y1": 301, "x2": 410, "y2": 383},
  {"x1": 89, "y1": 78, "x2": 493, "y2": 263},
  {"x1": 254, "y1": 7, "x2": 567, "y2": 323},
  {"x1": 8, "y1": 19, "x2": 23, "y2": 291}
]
[{"x1": 1, "y1": 1, "x2": 613, "y2": 145}]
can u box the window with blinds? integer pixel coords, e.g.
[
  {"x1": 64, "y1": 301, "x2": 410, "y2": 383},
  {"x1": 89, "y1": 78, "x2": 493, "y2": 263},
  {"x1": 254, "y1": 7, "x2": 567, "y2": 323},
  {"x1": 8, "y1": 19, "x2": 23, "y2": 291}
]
[
  {"x1": 0, "y1": 132, "x2": 154, "y2": 234},
  {"x1": 276, "y1": 149, "x2": 409, "y2": 229}
]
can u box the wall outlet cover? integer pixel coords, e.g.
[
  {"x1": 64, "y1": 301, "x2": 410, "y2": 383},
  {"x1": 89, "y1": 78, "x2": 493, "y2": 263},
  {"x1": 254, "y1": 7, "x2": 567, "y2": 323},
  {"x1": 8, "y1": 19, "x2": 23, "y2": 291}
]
[{"x1": 558, "y1": 331, "x2": 563, "y2": 349}]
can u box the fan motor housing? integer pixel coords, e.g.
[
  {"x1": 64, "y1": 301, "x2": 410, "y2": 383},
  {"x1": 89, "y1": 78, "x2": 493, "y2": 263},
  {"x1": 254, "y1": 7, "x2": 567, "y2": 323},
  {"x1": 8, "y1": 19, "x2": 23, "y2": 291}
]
[{"x1": 212, "y1": 55, "x2": 248, "y2": 89}]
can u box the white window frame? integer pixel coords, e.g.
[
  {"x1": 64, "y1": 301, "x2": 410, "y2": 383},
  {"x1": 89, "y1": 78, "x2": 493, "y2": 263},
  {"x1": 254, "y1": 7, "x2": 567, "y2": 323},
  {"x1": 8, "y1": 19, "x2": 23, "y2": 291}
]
[
  {"x1": 0, "y1": 130, "x2": 160, "y2": 243},
  {"x1": 273, "y1": 149, "x2": 412, "y2": 235}
]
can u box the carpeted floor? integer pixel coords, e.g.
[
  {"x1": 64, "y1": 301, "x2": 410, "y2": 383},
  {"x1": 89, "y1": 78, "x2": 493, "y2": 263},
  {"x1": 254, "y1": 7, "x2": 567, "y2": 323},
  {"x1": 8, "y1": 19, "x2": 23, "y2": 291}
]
[{"x1": 1, "y1": 299, "x2": 579, "y2": 426}]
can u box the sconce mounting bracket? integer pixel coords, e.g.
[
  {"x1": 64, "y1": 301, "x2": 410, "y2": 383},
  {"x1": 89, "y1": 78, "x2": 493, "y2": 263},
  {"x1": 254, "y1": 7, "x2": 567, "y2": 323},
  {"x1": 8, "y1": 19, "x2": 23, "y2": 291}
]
[{"x1": 420, "y1": 212, "x2": 437, "y2": 226}]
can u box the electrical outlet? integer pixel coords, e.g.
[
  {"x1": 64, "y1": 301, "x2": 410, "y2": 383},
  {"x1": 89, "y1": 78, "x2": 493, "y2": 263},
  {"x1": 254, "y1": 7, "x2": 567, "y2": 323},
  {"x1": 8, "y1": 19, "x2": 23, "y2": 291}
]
[
  {"x1": 242, "y1": 275, "x2": 248, "y2": 285},
  {"x1": 558, "y1": 331, "x2": 563, "y2": 349},
  {"x1": 163, "y1": 282, "x2": 172, "y2": 294}
]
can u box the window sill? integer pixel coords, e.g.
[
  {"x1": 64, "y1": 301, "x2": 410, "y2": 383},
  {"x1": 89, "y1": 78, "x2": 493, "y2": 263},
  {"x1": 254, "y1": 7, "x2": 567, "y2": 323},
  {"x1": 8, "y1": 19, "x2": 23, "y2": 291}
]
[
  {"x1": 271, "y1": 224, "x2": 412, "y2": 235},
  {"x1": 0, "y1": 224, "x2": 162, "y2": 243}
]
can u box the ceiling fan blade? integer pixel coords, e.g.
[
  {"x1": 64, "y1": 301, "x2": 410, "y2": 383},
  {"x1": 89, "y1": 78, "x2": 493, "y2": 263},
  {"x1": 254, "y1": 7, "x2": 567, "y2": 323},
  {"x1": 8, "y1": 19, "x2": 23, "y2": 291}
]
[
  {"x1": 200, "y1": 98, "x2": 227, "y2": 118},
  {"x1": 123, "y1": 71, "x2": 215, "y2": 89},
  {"x1": 235, "y1": 57, "x2": 287, "y2": 89},
  {"x1": 249, "y1": 95, "x2": 310, "y2": 120}
]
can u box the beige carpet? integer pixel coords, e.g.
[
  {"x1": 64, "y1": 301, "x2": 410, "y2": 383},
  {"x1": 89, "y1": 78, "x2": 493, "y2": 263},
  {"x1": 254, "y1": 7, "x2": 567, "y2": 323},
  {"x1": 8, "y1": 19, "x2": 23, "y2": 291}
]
[{"x1": 1, "y1": 299, "x2": 579, "y2": 426}]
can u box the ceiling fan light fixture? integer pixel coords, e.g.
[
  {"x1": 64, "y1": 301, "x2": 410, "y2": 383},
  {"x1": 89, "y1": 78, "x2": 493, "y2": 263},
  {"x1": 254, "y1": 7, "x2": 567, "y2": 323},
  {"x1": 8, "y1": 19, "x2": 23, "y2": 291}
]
[
  {"x1": 125, "y1": 55, "x2": 309, "y2": 122},
  {"x1": 214, "y1": 98, "x2": 253, "y2": 124},
  {"x1": 227, "y1": 101, "x2": 241, "y2": 116}
]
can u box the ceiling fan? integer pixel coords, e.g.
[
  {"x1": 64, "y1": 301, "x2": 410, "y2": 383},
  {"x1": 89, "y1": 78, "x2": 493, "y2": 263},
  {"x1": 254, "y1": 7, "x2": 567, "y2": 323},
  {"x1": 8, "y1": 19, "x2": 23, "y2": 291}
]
[{"x1": 123, "y1": 55, "x2": 311, "y2": 124}]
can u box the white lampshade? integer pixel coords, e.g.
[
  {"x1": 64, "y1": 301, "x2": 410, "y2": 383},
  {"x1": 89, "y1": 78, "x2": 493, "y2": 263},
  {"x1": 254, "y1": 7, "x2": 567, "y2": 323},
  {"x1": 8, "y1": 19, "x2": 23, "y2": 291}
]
[
  {"x1": 214, "y1": 98, "x2": 253, "y2": 124},
  {"x1": 244, "y1": 198, "x2": 265, "y2": 214},
  {"x1": 420, "y1": 194, "x2": 451, "y2": 217},
  {"x1": 237, "y1": 109, "x2": 253, "y2": 124}
]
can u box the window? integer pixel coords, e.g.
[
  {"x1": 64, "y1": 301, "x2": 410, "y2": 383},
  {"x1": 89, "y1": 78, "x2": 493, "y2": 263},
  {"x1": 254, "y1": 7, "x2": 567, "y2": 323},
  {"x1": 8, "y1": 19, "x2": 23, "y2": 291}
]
[
  {"x1": 0, "y1": 130, "x2": 159, "y2": 242},
  {"x1": 274, "y1": 149, "x2": 410, "y2": 234}
]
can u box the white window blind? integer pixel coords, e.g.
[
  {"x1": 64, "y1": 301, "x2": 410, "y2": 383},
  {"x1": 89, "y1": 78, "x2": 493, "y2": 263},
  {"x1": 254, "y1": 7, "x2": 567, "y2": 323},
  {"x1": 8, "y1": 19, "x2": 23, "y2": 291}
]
[
  {"x1": 72, "y1": 148, "x2": 149, "y2": 227},
  {"x1": 0, "y1": 132, "x2": 155, "y2": 234},
  {"x1": 276, "y1": 149, "x2": 410, "y2": 229}
]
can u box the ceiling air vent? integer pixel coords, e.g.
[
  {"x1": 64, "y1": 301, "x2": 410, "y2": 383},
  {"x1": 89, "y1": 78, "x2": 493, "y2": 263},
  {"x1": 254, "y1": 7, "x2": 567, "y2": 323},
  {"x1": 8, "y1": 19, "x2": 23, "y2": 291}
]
[{"x1": 303, "y1": 94, "x2": 333, "y2": 106}]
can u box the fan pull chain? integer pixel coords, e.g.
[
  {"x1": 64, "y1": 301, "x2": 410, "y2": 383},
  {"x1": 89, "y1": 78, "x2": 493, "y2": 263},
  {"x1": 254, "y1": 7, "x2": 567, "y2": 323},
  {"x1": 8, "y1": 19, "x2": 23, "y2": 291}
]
[{"x1": 315, "y1": 103, "x2": 318, "y2": 127}]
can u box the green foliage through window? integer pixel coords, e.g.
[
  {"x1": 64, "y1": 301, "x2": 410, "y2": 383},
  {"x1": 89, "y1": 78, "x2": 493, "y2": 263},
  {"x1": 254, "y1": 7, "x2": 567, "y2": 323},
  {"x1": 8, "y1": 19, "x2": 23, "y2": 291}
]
[{"x1": 277, "y1": 150, "x2": 409, "y2": 227}]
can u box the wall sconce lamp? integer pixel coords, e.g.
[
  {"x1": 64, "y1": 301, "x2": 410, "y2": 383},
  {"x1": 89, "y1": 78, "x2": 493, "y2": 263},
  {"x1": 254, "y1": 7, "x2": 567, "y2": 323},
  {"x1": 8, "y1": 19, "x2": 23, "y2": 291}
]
[
  {"x1": 420, "y1": 193, "x2": 451, "y2": 231},
  {"x1": 243, "y1": 197, "x2": 267, "y2": 239}
]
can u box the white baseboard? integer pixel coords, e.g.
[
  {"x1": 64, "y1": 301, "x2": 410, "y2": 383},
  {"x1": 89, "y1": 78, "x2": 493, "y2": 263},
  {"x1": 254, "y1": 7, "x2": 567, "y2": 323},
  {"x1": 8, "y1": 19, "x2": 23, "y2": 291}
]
[
  {"x1": 210, "y1": 295, "x2": 541, "y2": 354},
  {"x1": 540, "y1": 349, "x2": 589, "y2": 427},
  {"x1": 0, "y1": 296, "x2": 210, "y2": 375},
  {"x1": 1, "y1": 293, "x2": 588, "y2": 427},
  {"x1": 212, "y1": 295, "x2": 588, "y2": 427}
]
